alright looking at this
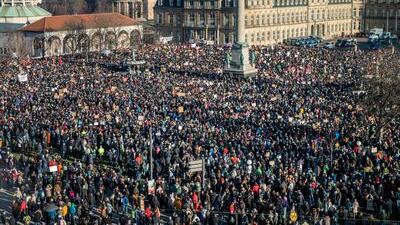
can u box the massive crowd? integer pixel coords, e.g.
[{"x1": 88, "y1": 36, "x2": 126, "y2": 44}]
[{"x1": 0, "y1": 43, "x2": 399, "y2": 225}]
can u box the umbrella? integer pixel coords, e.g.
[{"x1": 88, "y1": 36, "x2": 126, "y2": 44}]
[{"x1": 44, "y1": 204, "x2": 58, "y2": 212}]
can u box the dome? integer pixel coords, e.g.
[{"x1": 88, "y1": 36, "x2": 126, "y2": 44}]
[{"x1": 0, "y1": 5, "x2": 51, "y2": 25}]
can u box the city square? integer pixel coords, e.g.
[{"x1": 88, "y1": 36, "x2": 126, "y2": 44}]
[{"x1": 0, "y1": 0, "x2": 400, "y2": 225}]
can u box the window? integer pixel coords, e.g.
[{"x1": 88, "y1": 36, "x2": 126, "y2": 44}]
[
  {"x1": 169, "y1": 14, "x2": 174, "y2": 25},
  {"x1": 210, "y1": 13, "x2": 216, "y2": 26},
  {"x1": 200, "y1": 0, "x2": 204, "y2": 7},
  {"x1": 225, "y1": 15, "x2": 230, "y2": 27},
  {"x1": 157, "y1": 13, "x2": 163, "y2": 24},
  {"x1": 189, "y1": 0, "x2": 194, "y2": 7},
  {"x1": 190, "y1": 13, "x2": 195, "y2": 26},
  {"x1": 210, "y1": 0, "x2": 215, "y2": 7},
  {"x1": 177, "y1": 15, "x2": 181, "y2": 25},
  {"x1": 200, "y1": 13, "x2": 205, "y2": 26}
]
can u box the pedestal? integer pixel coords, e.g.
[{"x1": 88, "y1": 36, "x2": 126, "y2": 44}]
[
  {"x1": 223, "y1": 43, "x2": 257, "y2": 77},
  {"x1": 128, "y1": 60, "x2": 146, "y2": 74}
]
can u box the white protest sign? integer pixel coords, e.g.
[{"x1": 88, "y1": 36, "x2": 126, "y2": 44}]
[{"x1": 18, "y1": 74, "x2": 28, "y2": 82}]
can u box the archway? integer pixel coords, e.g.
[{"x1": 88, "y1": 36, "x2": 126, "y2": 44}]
[
  {"x1": 77, "y1": 33, "x2": 90, "y2": 53},
  {"x1": 130, "y1": 30, "x2": 141, "y2": 48},
  {"x1": 63, "y1": 34, "x2": 76, "y2": 54},
  {"x1": 33, "y1": 37, "x2": 44, "y2": 57},
  {"x1": 48, "y1": 36, "x2": 62, "y2": 56},
  {"x1": 118, "y1": 31, "x2": 130, "y2": 49},
  {"x1": 105, "y1": 31, "x2": 117, "y2": 50},
  {"x1": 91, "y1": 32, "x2": 102, "y2": 51}
]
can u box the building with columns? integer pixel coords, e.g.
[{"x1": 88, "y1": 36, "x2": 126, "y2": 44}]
[
  {"x1": 112, "y1": 0, "x2": 157, "y2": 20},
  {"x1": 154, "y1": 0, "x2": 363, "y2": 45},
  {"x1": 364, "y1": 0, "x2": 400, "y2": 35},
  {"x1": 20, "y1": 13, "x2": 142, "y2": 57}
]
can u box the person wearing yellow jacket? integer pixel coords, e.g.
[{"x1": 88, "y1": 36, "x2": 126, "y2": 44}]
[{"x1": 98, "y1": 146, "x2": 105, "y2": 158}]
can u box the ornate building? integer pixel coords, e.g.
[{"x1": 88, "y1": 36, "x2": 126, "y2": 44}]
[
  {"x1": 112, "y1": 0, "x2": 157, "y2": 20},
  {"x1": 364, "y1": 0, "x2": 399, "y2": 35},
  {"x1": 154, "y1": 0, "x2": 363, "y2": 44},
  {"x1": 20, "y1": 13, "x2": 142, "y2": 57}
]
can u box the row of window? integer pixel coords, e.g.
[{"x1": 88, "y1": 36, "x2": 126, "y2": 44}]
[
  {"x1": 0, "y1": 48, "x2": 9, "y2": 55},
  {"x1": 366, "y1": 9, "x2": 400, "y2": 17},
  {"x1": 367, "y1": 0, "x2": 400, "y2": 3},
  {"x1": 245, "y1": 8, "x2": 355, "y2": 27},
  {"x1": 244, "y1": 22, "x2": 357, "y2": 43},
  {"x1": 157, "y1": 8, "x2": 360, "y2": 28}
]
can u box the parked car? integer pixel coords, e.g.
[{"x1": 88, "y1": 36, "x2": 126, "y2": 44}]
[
  {"x1": 335, "y1": 39, "x2": 345, "y2": 47},
  {"x1": 345, "y1": 39, "x2": 357, "y2": 47},
  {"x1": 324, "y1": 42, "x2": 335, "y2": 49},
  {"x1": 306, "y1": 39, "x2": 318, "y2": 47}
]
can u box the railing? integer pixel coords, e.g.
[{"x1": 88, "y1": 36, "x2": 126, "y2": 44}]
[{"x1": 0, "y1": 0, "x2": 42, "y2": 6}]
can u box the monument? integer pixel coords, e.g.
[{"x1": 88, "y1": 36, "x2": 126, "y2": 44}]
[
  {"x1": 223, "y1": 0, "x2": 257, "y2": 77},
  {"x1": 128, "y1": 46, "x2": 145, "y2": 74}
]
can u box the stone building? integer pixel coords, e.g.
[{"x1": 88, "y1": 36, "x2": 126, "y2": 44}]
[
  {"x1": 20, "y1": 13, "x2": 142, "y2": 57},
  {"x1": 154, "y1": 0, "x2": 364, "y2": 44},
  {"x1": 0, "y1": 0, "x2": 51, "y2": 55},
  {"x1": 112, "y1": 0, "x2": 157, "y2": 20},
  {"x1": 364, "y1": 0, "x2": 400, "y2": 35}
]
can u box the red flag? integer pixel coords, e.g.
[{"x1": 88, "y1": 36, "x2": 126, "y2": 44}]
[
  {"x1": 58, "y1": 56, "x2": 63, "y2": 66},
  {"x1": 306, "y1": 64, "x2": 312, "y2": 74}
]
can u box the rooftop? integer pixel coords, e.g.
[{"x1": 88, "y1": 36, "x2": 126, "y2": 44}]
[
  {"x1": 20, "y1": 13, "x2": 139, "y2": 32},
  {"x1": 0, "y1": 5, "x2": 50, "y2": 18}
]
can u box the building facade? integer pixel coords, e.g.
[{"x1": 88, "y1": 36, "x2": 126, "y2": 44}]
[
  {"x1": 364, "y1": 0, "x2": 400, "y2": 35},
  {"x1": 20, "y1": 13, "x2": 142, "y2": 57},
  {"x1": 154, "y1": 0, "x2": 363, "y2": 44},
  {"x1": 112, "y1": 0, "x2": 157, "y2": 20},
  {"x1": 0, "y1": 0, "x2": 51, "y2": 55}
]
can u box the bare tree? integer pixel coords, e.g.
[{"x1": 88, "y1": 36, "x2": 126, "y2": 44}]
[
  {"x1": 7, "y1": 31, "x2": 31, "y2": 59},
  {"x1": 64, "y1": 18, "x2": 85, "y2": 55},
  {"x1": 360, "y1": 69, "x2": 400, "y2": 143}
]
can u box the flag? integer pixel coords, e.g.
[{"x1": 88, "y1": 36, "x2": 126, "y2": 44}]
[
  {"x1": 58, "y1": 56, "x2": 63, "y2": 66},
  {"x1": 306, "y1": 64, "x2": 312, "y2": 74}
]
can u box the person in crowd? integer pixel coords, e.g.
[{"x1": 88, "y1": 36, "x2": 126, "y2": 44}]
[{"x1": 0, "y1": 43, "x2": 399, "y2": 225}]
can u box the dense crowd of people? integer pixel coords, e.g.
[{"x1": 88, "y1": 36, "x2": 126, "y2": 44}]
[{"x1": 0, "y1": 43, "x2": 399, "y2": 225}]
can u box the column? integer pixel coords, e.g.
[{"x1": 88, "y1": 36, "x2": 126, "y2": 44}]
[{"x1": 237, "y1": 0, "x2": 245, "y2": 43}]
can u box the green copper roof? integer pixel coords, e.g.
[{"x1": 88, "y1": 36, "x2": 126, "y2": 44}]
[{"x1": 0, "y1": 5, "x2": 51, "y2": 18}]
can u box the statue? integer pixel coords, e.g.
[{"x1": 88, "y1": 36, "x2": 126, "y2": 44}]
[
  {"x1": 250, "y1": 51, "x2": 256, "y2": 66},
  {"x1": 225, "y1": 52, "x2": 232, "y2": 68},
  {"x1": 131, "y1": 47, "x2": 136, "y2": 62},
  {"x1": 240, "y1": 52, "x2": 244, "y2": 66}
]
